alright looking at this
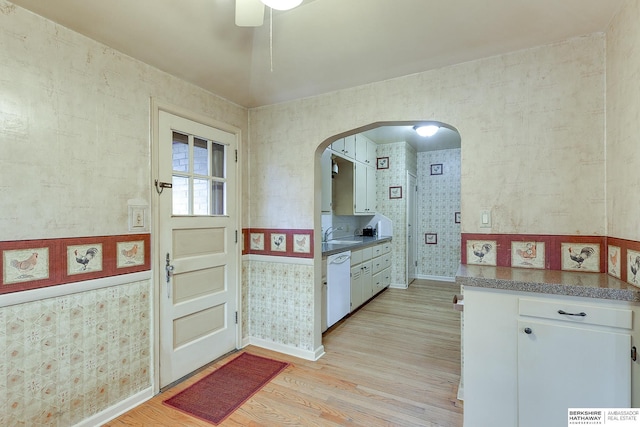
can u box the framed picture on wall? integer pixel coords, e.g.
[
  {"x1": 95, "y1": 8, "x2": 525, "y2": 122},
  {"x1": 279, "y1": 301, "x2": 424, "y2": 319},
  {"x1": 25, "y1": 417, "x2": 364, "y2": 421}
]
[
  {"x1": 389, "y1": 186, "x2": 402, "y2": 199},
  {"x1": 425, "y1": 233, "x2": 437, "y2": 244},
  {"x1": 376, "y1": 157, "x2": 389, "y2": 169},
  {"x1": 430, "y1": 163, "x2": 443, "y2": 175}
]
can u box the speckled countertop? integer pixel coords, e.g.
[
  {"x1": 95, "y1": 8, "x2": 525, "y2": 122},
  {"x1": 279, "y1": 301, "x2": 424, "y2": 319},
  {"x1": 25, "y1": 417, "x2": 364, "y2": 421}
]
[
  {"x1": 456, "y1": 264, "x2": 640, "y2": 302},
  {"x1": 321, "y1": 235, "x2": 392, "y2": 257}
]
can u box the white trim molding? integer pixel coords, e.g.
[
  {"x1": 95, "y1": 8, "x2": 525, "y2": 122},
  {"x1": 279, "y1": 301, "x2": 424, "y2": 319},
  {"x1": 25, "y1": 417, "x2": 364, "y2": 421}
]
[
  {"x1": 246, "y1": 337, "x2": 325, "y2": 361},
  {"x1": 73, "y1": 387, "x2": 153, "y2": 427}
]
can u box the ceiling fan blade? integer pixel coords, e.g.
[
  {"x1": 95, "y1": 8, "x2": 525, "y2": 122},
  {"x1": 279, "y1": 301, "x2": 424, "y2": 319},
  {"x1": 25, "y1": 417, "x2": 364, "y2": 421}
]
[{"x1": 235, "y1": 0, "x2": 265, "y2": 27}]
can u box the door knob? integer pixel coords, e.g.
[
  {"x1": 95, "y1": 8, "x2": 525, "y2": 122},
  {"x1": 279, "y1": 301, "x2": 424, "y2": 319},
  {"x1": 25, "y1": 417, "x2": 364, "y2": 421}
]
[{"x1": 524, "y1": 327, "x2": 532, "y2": 334}]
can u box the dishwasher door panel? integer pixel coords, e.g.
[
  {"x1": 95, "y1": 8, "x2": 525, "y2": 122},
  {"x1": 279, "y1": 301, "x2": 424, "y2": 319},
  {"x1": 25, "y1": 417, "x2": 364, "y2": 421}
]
[{"x1": 327, "y1": 251, "x2": 351, "y2": 328}]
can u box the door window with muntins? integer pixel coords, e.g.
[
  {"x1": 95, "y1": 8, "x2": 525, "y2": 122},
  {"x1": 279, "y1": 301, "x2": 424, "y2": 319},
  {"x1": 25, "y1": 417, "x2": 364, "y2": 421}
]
[{"x1": 172, "y1": 131, "x2": 227, "y2": 216}]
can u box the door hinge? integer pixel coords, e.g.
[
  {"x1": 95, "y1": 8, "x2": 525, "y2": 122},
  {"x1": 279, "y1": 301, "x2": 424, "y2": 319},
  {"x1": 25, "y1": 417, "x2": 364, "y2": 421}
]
[
  {"x1": 235, "y1": 311, "x2": 238, "y2": 324},
  {"x1": 235, "y1": 149, "x2": 238, "y2": 163},
  {"x1": 632, "y1": 346, "x2": 637, "y2": 362},
  {"x1": 415, "y1": 260, "x2": 418, "y2": 267},
  {"x1": 235, "y1": 230, "x2": 238, "y2": 243}
]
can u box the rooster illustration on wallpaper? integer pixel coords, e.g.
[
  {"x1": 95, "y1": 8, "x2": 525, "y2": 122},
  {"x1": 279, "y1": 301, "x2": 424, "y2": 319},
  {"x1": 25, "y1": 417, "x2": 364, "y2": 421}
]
[
  {"x1": 273, "y1": 235, "x2": 284, "y2": 249},
  {"x1": 121, "y1": 244, "x2": 138, "y2": 264},
  {"x1": 568, "y1": 246, "x2": 595, "y2": 269},
  {"x1": 515, "y1": 242, "x2": 537, "y2": 266},
  {"x1": 75, "y1": 247, "x2": 99, "y2": 271},
  {"x1": 10, "y1": 252, "x2": 38, "y2": 277},
  {"x1": 472, "y1": 243, "x2": 492, "y2": 263}
]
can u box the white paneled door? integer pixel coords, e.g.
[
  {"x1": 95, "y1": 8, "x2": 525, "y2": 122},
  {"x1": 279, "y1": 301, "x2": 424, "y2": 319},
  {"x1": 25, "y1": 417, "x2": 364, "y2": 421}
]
[{"x1": 157, "y1": 110, "x2": 238, "y2": 388}]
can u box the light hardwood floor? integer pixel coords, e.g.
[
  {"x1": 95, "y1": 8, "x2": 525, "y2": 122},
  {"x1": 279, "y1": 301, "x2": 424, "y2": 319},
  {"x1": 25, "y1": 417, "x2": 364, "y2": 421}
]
[{"x1": 104, "y1": 280, "x2": 463, "y2": 426}]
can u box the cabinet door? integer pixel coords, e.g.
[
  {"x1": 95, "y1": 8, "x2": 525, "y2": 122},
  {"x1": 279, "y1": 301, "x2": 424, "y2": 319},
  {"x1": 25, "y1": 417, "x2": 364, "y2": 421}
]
[
  {"x1": 355, "y1": 134, "x2": 368, "y2": 164},
  {"x1": 321, "y1": 149, "x2": 332, "y2": 212},
  {"x1": 518, "y1": 320, "x2": 630, "y2": 427},
  {"x1": 354, "y1": 164, "x2": 368, "y2": 214},
  {"x1": 354, "y1": 164, "x2": 376, "y2": 214},
  {"x1": 365, "y1": 139, "x2": 377, "y2": 166},
  {"x1": 361, "y1": 260, "x2": 373, "y2": 300},
  {"x1": 350, "y1": 265, "x2": 363, "y2": 311},
  {"x1": 331, "y1": 138, "x2": 344, "y2": 153},
  {"x1": 365, "y1": 165, "x2": 376, "y2": 212},
  {"x1": 342, "y1": 135, "x2": 355, "y2": 159}
]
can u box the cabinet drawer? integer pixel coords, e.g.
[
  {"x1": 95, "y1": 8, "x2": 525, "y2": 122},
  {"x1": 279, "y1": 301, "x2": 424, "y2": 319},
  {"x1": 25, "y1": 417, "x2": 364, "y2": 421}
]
[
  {"x1": 362, "y1": 247, "x2": 373, "y2": 261},
  {"x1": 382, "y1": 242, "x2": 391, "y2": 254},
  {"x1": 519, "y1": 298, "x2": 632, "y2": 330},
  {"x1": 372, "y1": 256, "x2": 385, "y2": 274},
  {"x1": 372, "y1": 244, "x2": 383, "y2": 257},
  {"x1": 382, "y1": 254, "x2": 392, "y2": 269}
]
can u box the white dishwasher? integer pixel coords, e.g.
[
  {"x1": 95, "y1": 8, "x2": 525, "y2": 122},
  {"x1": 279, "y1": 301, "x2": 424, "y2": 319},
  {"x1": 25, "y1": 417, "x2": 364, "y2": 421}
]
[{"x1": 326, "y1": 251, "x2": 351, "y2": 328}]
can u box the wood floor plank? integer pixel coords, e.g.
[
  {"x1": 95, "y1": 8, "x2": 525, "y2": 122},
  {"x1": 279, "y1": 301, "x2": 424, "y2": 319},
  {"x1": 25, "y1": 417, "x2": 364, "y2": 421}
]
[{"x1": 103, "y1": 280, "x2": 463, "y2": 426}]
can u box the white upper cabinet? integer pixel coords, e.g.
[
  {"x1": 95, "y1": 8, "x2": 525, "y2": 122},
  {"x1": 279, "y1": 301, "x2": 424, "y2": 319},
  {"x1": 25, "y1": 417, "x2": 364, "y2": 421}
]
[
  {"x1": 332, "y1": 135, "x2": 355, "y2": 160},
  {"x1": 354, "y1": 163, "x2": 376, "y2": 214},
  {"x1": 355, "y1": 134, "x2": 377, "y2": 166}
]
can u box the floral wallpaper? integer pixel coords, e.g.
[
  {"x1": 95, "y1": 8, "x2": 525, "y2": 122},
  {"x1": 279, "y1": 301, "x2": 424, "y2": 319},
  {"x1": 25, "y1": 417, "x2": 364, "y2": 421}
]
[
  {"x1": 244, "y1": 260, "x2": 315, "y2": 352},
  {"x1": 417, "y1": 149, "x2": 461, "y2": 278},
  {"x1": 0, "y1": 280, "x2": 151, "y2": 426},
  {"x1": 376, "y1": 142, "x2": 417, "y2": 286}
]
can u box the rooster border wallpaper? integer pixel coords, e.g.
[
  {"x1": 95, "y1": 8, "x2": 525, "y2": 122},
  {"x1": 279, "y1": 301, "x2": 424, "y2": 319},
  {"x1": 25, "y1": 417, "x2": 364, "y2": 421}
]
[
  {"x1": 243, "y1": 228, "x2": 314, "y2": 258},
  {"x1": 0, "y1": 234, "x2": 150, "y2": 294}
]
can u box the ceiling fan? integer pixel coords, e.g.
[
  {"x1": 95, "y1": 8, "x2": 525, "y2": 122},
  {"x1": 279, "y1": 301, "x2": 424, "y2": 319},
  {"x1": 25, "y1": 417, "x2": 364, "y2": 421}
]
[{"x1": 235, "y1": 0, "x2": 303, "y2": 27}]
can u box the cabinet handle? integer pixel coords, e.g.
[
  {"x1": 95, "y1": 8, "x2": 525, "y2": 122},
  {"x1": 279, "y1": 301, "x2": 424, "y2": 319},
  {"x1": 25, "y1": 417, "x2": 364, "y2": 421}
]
[
  {"x1": 558, "y1": 310, "x2": 586, "y2": 317},
  {"x1": 524, "y1": 327, "x2": 532, "y2": 334}
]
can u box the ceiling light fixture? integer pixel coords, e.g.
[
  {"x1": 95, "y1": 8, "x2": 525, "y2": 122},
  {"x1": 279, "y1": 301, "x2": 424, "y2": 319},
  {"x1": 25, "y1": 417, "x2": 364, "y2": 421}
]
[
  {"x1": 414, "y1": 125, "x2": 440, "y2": 137},
  {"x1": 261, "y1": 0, "x2": 303, "y2": 10}
]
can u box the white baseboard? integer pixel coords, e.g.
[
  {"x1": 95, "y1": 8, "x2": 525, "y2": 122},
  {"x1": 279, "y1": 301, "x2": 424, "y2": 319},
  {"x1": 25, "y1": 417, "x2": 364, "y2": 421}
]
[
  {"x1": 415, "y1": 274, "x2": 456, "y2": 283},
  {"x1": 389, "y1": 282, "x2": 407, "y2": 289},
  {"x1": 246, "y1": 337, "x2": 325, "y2": 361},
  {"x1": 73, "y1": 386, "x2": 153, "y2": 427}
]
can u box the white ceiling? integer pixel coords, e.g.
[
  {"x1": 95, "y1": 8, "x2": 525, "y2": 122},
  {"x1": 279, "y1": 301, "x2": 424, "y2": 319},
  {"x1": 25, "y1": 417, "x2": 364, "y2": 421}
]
[{"x1": 11, "y1": 0, "x2": 623, "y2": 109}]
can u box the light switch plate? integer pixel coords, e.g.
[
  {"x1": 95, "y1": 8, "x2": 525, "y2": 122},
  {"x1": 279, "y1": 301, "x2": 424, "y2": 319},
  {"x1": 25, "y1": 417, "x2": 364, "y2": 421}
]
[
  {"x1": 480, "y1": 209, "x2": 491, "y2": 228},
  {"x1": 128, "y1": 205, "x2": 148, "y2": 231}
]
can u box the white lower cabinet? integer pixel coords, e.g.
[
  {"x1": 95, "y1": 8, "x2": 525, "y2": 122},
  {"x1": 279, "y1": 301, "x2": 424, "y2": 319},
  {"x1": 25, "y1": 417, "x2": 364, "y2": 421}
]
[
  {"x1": 464, "y1": 287, "x2": 636, "y2": 427},
  {"x1": 349, "y1": 241, "x2": 391, "y2": 312},
  {"x1": 518, "y1": 320, "x2": 630, "y2": 427}
]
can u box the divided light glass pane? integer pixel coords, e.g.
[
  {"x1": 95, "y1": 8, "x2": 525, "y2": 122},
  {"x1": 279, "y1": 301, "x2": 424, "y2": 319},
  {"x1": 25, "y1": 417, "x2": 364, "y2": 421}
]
[
  {"x1": 211, "y1": 143, "x2": 225, "y2": 178},
  {"x1": 193, "y1": 178, "x2": 210, "y2": 215},
  {"x1": 172, "y1": 175, "x2": 189, "y2": 215},
  {"x1": 211, "y1": 181, "x2": 225, "y2": 215},
  {"x1": 172, "y1": 132, "x2": 189, "y2": 172},
  {"x1": 193, "y1": 137, "x2": 209, "y2": 176}
]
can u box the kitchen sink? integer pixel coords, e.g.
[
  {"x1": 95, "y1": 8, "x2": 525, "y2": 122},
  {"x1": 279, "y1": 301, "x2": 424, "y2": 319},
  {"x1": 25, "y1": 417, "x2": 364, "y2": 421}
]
[{"x1": 326, "y1": 239, "x2": 362, "y2": 244}]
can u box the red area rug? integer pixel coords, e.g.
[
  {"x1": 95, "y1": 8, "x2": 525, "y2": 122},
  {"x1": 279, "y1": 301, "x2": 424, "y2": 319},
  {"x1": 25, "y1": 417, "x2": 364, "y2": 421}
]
[{"x1": 163, "y1": 352, "x2": 289, "y2": 425}]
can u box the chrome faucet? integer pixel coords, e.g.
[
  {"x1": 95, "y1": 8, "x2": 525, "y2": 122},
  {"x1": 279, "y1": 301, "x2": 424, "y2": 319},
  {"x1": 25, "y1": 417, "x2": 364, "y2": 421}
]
[{"x1": 323, "y1": 226, "x2": 343, "y2": 242}]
